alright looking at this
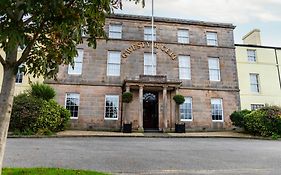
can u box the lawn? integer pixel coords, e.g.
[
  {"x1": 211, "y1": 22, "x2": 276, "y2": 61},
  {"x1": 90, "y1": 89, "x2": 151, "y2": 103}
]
[{"x1": 3, "y1": 168, "x2": 110, "y2": 175}]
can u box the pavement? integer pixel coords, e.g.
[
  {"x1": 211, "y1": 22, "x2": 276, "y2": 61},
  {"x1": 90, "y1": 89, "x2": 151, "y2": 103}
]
[
  {"x1": 8, "y1": 130, "x2": 273, "y2": 139},
  {"x1": 53, "y1": 130, "x2": 264, "y2": 139}
]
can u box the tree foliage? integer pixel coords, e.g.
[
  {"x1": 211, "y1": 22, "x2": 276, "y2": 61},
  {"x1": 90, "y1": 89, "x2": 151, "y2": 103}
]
[{"x1": 0, "y1": 0, "x2": 144, "y2": 78}]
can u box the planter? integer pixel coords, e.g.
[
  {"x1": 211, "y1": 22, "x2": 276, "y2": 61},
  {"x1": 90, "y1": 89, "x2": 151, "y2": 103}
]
[
  {"x1": 175, "y1": 123, "x2": 185, "y2": 133},
  {"x1": 123, "y1": 123, "x2": 132, "y2": 133}
]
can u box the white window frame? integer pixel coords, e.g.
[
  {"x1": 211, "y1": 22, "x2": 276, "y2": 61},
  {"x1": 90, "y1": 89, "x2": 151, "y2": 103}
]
[
  {"x1": 178, "y1": 55, "x2": 191, "y2": 80},
  {"x1": 107, "y1": 51, "x2": 121, "y2": 76},
  {"x1": 206, "y1": 32, "x2": 218, "y2": 46},
  {"x1": 208, "y1": 57, "x2": 220, "y2": 81},
  {"x1": 68, "y1": 49, "x2": 84, "y2": 75},
  {"x1": 65, "y1": 93, "x2": 80, "y2": 119},
  {"x1": 104, "y1": 95, "x2": 119, "y2": 120},
  {"x1": 251, "y1": 104, "x2": 264, "y2": 110},
  {"x1": 144, "y1": 26, "x2": 156, "y2": 41},
  {"x1": 178, "y1": 29, "x2": 189, "y2": 44},
  {"x1": 109, "y1": 24, "x2": 122, "y2": 39},
  {"x1": 180, "y1": 97, "x2": 193, "y2": 121},
  {"x1": 15, "y1": 64, "x2": 24, "y2": 84},
  {"x1": 250, "y1": 73, "x2": 260, "y2": 93},
  {"x1": 211, "y1": 98, "x2": 223, "y2": 122},
  {"x1": 247, "y1": 49, "x2": 256, "y2": 62},
  {"x1": 144, "y1": 53, "x2": 157, "y2": 75}
]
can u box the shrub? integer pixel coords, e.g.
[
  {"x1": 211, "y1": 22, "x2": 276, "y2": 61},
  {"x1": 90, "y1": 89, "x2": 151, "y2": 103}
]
[
  {"x1": 173, "y1": 94, "x2": 185, "y2": 105},
  {"x1": 10, "y1": 94, "x2": 44, "y2": 133},
  {"x1": 30, "y1": 82, "x2": 56, "y2": 101},
  {"x1": 244, "y1": 106, "x2": 281, "y2": 137},
  {"x1": 10, "y1": 94, "x2": 71, "y2": 135},
  {"x1": 230, "y1": 109, "x2": 251, "y2": 128},
  {"x1": 122, "y1": 92, "x2": 133, "y2": 103}
]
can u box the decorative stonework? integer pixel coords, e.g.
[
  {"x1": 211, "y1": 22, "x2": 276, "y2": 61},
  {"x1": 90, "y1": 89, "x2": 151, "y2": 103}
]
[{"x1": 121, "y1": 42, "x2": 177, "y2": 60}]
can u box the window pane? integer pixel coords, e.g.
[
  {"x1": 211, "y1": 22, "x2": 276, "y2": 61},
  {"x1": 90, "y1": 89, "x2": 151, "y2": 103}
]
[
  {"x1": 144, "y1": 53, "x2": 156, "y2": 75},
  {"x1": 247, "y1": 50, "x2": 256, "y2": 62},
  {"x1": 180, "y1": 97, "x2": 192, "y2": 121},
  {"x1": 251, "y1": 104, "x2": 264, "y2": 110},
  {"x1": 211, "y1": 99, "x2": 223, "y2": 121},
  {"x1": 207, "y1": 32, "x2": 218, "y2": 46},
  {"x1": 107, "y1": 51, "x2": 121, "y2": 76},
  {"x1": 68, "y1": 49, "x2": 84, "y2": 75},
  {"x1": 109, "y1": 24, "x2": 122, "y2": 39},
  {"x1": 250, "y1": 74, "x2": 259, "y2": 92},
  {"x1": 179, "y1": 56, "x2": 191, "y2": 79},
  {"x1": 208, "y1": 58, "x2": 220, "y2": 81},
  {"x1": 65, "y1": 93, "x2": 80, "y2": 119},
  {"x1": 144, "y1": 27, "x2": 156, "y2": 41},
  {"x1": 105, "y1": 95, "x2": 119, "y2": 120},
  {"x1": 178, "y1": 29, "x2": 189, "y2": 44}
]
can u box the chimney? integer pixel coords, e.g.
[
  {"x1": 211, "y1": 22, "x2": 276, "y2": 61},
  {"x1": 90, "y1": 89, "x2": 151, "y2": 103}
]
[{"x1": 242, "y1": 29, "x2": 261, "y2": 45}]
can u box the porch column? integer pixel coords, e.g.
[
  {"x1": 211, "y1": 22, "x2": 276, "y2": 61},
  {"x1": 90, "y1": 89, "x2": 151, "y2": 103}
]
[
  {"x1": 138, "y1": 85, "x2": 144, "y2": 131},
  {"x1": 175, "y1": 87, "x2": 180, "y2": 123},
  {"x1": 124, "y1": 85, "x2": 130, "y2": 124},
  {"x1": 126, "y1": 85, "x2": 130, "y2": 92},
  {"x1": 163, "y1": 86, "x2": 168, "y2": 129}
]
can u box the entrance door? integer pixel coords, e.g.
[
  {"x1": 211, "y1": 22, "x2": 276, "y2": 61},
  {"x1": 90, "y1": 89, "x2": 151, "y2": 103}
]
[{"x1": 143, "y1": 92, "x2": 159, "y2": 130}]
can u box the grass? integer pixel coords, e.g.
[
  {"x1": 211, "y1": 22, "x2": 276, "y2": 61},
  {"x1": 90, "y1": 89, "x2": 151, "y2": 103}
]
[{"x1": 3, "y1": 168, "x2": 110, "y2": 175}]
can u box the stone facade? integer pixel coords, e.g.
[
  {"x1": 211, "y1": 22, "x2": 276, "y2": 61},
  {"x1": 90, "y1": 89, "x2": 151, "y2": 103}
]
[{"x1": 47, "y1": 14, "x2": 239, "y2": 131}]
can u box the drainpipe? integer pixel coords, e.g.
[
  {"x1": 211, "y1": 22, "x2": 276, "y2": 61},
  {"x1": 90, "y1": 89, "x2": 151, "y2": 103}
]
[{"x1": 274, "y1": 49, "x2": 281, "y2": 89}]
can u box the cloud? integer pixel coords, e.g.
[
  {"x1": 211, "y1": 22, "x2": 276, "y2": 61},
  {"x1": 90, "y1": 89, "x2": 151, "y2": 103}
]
[
  {"x1": 117, "y1": 0, "x2": 281, "y2": 24},
  {"x1": 117, "y1": 0, "x2": 281, "y2": 46}
]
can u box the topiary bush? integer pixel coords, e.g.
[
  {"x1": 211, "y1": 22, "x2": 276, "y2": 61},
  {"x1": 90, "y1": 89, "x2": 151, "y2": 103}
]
[
  {"x1": 243, "y1": 106, "x2": 281, "y2": 137},
  {"x1": 173, "y1": 94, "x2": 185, "y2": 105},
  {"x1": 10, "y1": 93, "x2": 71, "y2": 135},
  {"x1": 122, "y1": 92, "x2": 133, "y2": 103},
  {"x1": 30, "y1": 82, "x2": 56, "y2": 101},
  {"x1": 230, "y1": 109, "x2": 251, "y2": 128}
]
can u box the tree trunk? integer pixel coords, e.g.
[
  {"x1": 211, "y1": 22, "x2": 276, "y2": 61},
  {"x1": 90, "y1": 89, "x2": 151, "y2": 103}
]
[
  {"x1": 0, "y1": 51, "x2": 17, "y2": 174},
  {"x1": 0, "y1": 67, "x2": 16, "y2": 174}
]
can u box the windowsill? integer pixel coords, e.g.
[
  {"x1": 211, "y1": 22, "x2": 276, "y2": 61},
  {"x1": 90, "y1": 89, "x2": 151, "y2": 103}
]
[
  {"x1": 104, "y1": 118, "x2": 118, "y2": 121},
  {"x1": 181, "y1": 119, "x2": 192, "y2": 122},
  {"x1": 212, "y1": 120, "x2": 224, "y2": 122},
  {"x1": 178, "y1": 42, "x2": 190, "y2": 45},
  {"x1": 210, "y1": 80, "x2": 221, "y2": 82},
  {"x1": 108, "y1": 37, "x2": 122, "y2": 40},
  {"x1": 70, "y1": 117, "x2": 78, "y2": 120},
  {"x1": 68, "y1": 73, "x2": 82, "y2": 76},
  {"x1": 107, "y1": 75, "x2": 120, "y2": 77}
]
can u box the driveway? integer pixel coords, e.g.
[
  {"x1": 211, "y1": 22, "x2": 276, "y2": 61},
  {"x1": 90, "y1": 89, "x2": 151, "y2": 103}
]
[{"x1": 4, "y1": 137, "x2": 281, "y2": 175}]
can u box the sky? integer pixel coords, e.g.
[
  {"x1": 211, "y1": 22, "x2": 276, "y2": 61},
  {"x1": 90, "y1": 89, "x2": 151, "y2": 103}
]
[{"x1": 116, "y1": 0, "x2": 281, "y2": 47}]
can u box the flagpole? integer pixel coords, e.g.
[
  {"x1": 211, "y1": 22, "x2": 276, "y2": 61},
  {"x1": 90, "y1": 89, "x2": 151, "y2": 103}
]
[{"x1": 151, "y1": 0, "x2": 154, "y2": 74}]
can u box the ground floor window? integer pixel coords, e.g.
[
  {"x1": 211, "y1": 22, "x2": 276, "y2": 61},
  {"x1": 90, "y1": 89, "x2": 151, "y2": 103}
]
[
  {"x1": 211, "y1": 98, "x2": 223, "y2": 121},
  {"x1": 251, "y1": 104, "x2": 264, "y2": 110},
  {"x1": 105, "y1": 95, "x2": 119, "y2": 120},
  {"x1": 65, "y1": 93, "x2": 80, "y2": 119},
  {"x1": 15, "y1": 64, "x2": 24, "y2": 83},
  {"x1": 180, "y1": 97, "x2": 192, "y2": 121}
]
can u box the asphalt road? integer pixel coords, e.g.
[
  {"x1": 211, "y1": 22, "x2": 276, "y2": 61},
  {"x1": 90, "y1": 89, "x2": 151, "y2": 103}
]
[{"x1": 3, "y1": 137, "x2": 281, "y2": 175}]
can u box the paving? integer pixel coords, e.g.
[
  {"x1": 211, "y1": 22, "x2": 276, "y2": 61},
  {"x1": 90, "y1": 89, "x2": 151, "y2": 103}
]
[
  {"x1": 53, "y1": 130, "x2": 261, "y2": 139},
  {"x1": 7, "y1": 130, "x2": 265, "y2": 139}
]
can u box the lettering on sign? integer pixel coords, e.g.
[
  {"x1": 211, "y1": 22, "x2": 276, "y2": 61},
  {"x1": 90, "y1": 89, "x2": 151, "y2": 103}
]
[{"x1": 121, "y1": 42, "x2": 177, "y2": 60}]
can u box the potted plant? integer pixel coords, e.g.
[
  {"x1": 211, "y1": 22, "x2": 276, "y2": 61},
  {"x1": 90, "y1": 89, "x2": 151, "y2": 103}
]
[
  {"x1": 122, "y1": 92, "x2": 133, "y2": 133},
  {"x1": 173, "y1": 94, "x2": 186, "y2": 133}
]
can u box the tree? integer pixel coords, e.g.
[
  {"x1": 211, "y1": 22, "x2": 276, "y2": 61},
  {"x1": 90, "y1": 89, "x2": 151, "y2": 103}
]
[{"x1": 0, "y1": 0, "x2": 144, "y2": 173}]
